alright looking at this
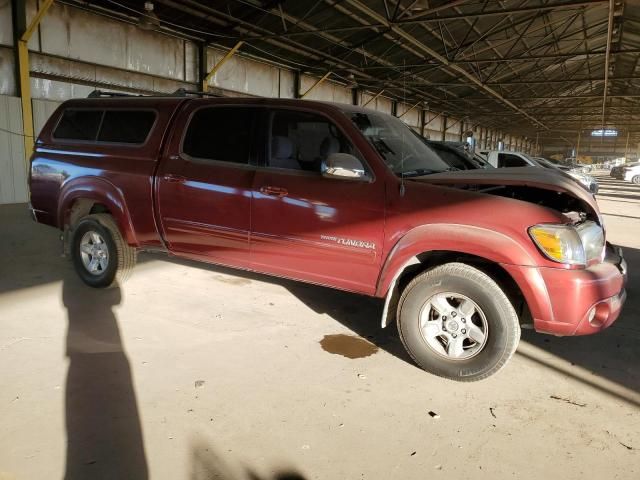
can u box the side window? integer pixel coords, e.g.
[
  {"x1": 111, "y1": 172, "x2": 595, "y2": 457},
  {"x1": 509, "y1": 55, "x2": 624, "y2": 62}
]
[
  {"x1": 183, "y1": 107, "x2": 255, "y2": 164},
  {"x1": 98, "y1": 110, "x2": 156, "y2": 144},
  {"x1": 498, "y1": 153, "x2": 528, "y2": 168},
  {"x1": 53, "y1": 110, "x2": 102, "y2": 141},
  {"x1": 268, "y1": 110, "x2": 355, "y2": 172}
]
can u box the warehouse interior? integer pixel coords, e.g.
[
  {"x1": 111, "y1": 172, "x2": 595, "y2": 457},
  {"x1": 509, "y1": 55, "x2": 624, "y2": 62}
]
[{"x1": 1, "y1": 1, "x2": 639, "y2": 479}]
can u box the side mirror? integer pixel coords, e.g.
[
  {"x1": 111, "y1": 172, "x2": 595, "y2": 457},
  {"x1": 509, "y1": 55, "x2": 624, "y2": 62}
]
[{"x1": 322, "y1": 153, "x2": 368, "y2": 180}]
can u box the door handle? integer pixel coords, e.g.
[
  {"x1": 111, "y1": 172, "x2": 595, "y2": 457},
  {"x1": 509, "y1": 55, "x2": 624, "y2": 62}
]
[
  {"x1": 163, "y1": 174, "x2": 186, "y2": 183},
  {"x1": 260, "y1": 186, "x2": 288, "y2": 197}
]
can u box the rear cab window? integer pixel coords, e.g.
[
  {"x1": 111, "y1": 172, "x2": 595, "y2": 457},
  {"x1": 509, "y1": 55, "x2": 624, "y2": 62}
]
[
  {"x1": 53, "y1": 108, "x2": 156, "y2": 145},
  {"x1": 181, "y1": 106, "x2": 256, "y2": 165},
  {"x1": 498, "y1": 153, "x2": 528, "y2": 168}
]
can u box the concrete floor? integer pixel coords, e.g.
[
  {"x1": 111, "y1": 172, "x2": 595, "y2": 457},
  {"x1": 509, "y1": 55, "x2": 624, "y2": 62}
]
[{"x1": 1, "y1": 173, "x2": 638, "y2": 480}]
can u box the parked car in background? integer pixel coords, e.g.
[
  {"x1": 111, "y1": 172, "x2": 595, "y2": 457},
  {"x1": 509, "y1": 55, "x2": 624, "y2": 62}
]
[
  {"x1": 479, "y1": 151, "x2": 598, "y2": 194},
  {"x1": 612, "y1": 163, "x2": 640, "y2": 184},
  {"x1": 424, "y1": 140, "x2": 493, "y2": 170},
  {"x1": 479, "y1": 150, "x2": 532, "y2": 168},
  {"x1": 534, "y1": 157, "x2": 599, "y2": 194},
  {"x1": 29, "y1": 95, "x2": 627, "y2": 382},
  {"x1": 611, "y1": 164, "x2": 625, "y2": 179}
]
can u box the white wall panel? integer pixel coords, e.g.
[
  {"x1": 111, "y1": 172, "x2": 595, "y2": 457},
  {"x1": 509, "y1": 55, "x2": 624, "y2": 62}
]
[
  {"x1": 0, "y1": 0, "x2": 13, "y2": 46},
  {"x1": 445, "y1": 133, "x2": 460, "y2": 142},
  {"x1": 0, "y1": 47, "x2": 16, "y2": 96},
  {"x1": 31, "y1": 78, "x2": 94, "y2": 101},
  {"x1": 206, "y1": 47, "x2": 281, "y2": 98},
  {"x1": 300, "y1": 75, "x2": 351, "y2": 104},
  {"x1": 32, "y1": 98, "x2": 60, "y2": 136},
  {"x1": 185, "y1": 41, "x2": 198, "y2": 83},
  {"x1": 398, "y1": 103, "x2": 419, "y2": 128},
  {"x1": 0, "y1": 95, "x2": 27, "y2": 204},
  {"x1": 424, "y1": 128, "x2": 440, "y2": 140},
  {"x1": 425, "y1": 112, "x2": 442, "y2": 132},
  {"x1": 37, "y1": 1, "x2": 188, "y2": 80},
  {"x1": 375, "y1": 96, "x2": 392, "y2": 114}
]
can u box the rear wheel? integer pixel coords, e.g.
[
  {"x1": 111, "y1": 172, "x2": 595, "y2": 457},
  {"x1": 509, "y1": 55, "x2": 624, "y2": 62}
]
[
  {"x1": 632, "y1": 175, "x2": 640, "y2": 185},
  {"x1": 397, "y1": 262, "x2": 520, "y2": 382},
  {"x1": 70, "y1": 214, "x2": 136, "y2": 288}
]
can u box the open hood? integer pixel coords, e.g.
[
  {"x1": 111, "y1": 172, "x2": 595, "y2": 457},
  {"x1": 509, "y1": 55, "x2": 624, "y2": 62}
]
[{"x1": 412, "y1": 167, "x2": 601, "y2": 221}]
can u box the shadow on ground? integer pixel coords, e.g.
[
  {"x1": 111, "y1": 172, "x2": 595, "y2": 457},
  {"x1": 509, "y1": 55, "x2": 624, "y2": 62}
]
[{"x1": 62, "y1": 278, "x2": 148, "y2": 479}]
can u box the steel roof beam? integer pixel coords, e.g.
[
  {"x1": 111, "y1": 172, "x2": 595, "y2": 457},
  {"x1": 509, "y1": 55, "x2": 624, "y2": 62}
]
[
  {"x1": 397, "y1": 1, "x2": 608, "y2": 24},
  {"x1": 445, "y1": 49, "x2": 639, "y2": 64}
]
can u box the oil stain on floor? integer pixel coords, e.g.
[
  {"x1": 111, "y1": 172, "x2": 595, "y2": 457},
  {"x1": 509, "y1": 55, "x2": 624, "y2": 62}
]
[{"x1": 320, "y1": 334, "x2": 379, "y2": 359}]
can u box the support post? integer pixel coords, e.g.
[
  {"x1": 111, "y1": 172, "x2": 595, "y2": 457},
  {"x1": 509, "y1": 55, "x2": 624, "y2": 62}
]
[
  {"x1": 625, "y1": 130, "x2": 630, "y2": 160},
  {"x1": 293, "y1": 71, "x2": 301, "y2": 99},
  {"x1": 420, "y1": 109, "x2": 426, "y2": 138},
  {"x1": 15, "y1": 0, "x2": 54, "y2": 163},
  {"x1": 202, "y1": 41, "x2": 243, "y2": 91},
  {"x1": 199, "y1": 42, "x2": 208, "y2": 92},
  {"x1": 351, "y1": 87, "x2": 359, "y2": 106},
  {"x1": 300, "y1": 70, "x2": 332, "y2": 98},
  {"x1": 441, "y1": 116, "x2": 447, "y2": 141}
]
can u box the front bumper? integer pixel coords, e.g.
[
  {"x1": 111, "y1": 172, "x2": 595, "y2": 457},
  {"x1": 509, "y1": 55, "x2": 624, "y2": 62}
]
[{"x1": 505, "y1": 244, "x2": 627, "y2": 336}]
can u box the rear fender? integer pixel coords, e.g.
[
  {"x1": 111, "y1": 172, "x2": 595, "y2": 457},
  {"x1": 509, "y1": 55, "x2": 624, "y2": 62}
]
[
  {"x1": 377, "y1": 224, "x2": 551, "y2": 327},
  {"x1": 58, "y1": 177, "x2": 138, "y2": 246}
]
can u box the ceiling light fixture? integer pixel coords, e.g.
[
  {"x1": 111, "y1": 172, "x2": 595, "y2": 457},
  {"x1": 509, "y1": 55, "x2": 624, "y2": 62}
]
[{"x1": 138, "y1": 2, "x2": 160, "y2": 31}]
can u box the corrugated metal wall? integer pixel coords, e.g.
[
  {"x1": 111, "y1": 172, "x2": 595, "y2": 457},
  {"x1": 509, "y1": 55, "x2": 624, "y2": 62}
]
[{"x1": 0, "y1": 96, "x2": 28, "y2": 204}]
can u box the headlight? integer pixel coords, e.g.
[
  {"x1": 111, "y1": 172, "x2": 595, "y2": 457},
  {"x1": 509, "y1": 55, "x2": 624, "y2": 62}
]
[
  {"x1": 529, "y1": 224, "x2": 585, "y2": 265},
  {"x1": 529, "y1": 221, "x2": 604, "y2": 266},
  {"x1": 576, "y1": 221, "x2": 605, "y2": 263}
]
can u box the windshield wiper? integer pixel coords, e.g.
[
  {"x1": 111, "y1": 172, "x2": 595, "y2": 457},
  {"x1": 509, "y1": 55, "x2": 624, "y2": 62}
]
[{"x1": 400, "y1": 166, "x2": 459, "y2": 177}]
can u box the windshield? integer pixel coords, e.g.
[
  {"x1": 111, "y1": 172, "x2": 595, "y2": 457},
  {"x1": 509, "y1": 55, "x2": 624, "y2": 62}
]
[{"x1": 349, "y1": 111, "x2": 452, "y2": 177}]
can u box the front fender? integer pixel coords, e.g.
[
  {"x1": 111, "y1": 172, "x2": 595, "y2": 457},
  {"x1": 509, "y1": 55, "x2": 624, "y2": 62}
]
[
  {"x1": 58, "y1": 176, "x2": 138, "y2": 246},
  {"x1": 376, "y1": 223, "x2": 539, "y2": 297},
  {"x1": 376, "y1": 223, "x2": 553, "y2": 328}
]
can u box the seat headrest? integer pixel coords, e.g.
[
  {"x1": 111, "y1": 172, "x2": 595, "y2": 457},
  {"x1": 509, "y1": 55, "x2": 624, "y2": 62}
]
[
  {"x1": 320, "y1": 137, "x2": 340, "y2": 158},
  {"x1": 272, "y1": 136, "x2": 293, "y2": 159}
]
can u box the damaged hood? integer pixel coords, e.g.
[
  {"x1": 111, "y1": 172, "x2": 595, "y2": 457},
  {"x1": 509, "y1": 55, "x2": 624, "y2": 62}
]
[{"x1": 413, "y1": 166, "x2": 600, "y2": 219}]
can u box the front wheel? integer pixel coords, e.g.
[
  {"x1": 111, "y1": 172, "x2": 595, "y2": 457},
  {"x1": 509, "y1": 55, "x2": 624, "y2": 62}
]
[
  {"x1": 70, "y1": 214, "x2": 137, "y2": 288},
  {"x1": 632, "y1": 175, "x2": 640, "y2": 185},
  {"x1": 397, "y1": 262, "x2": 520, "y2": 382}
]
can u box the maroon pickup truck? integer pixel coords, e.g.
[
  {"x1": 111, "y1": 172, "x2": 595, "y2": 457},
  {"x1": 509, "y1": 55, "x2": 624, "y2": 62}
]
[{"x1": 29, "y1": 96, "x2": 627, "y2": 381}]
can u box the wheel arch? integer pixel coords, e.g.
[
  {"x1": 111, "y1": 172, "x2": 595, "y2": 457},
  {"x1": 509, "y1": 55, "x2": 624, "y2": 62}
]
[
  {"x1": 377, "y1": 224, "x2": 544, "y2": 328},
  {"x1": 58, "y1": 177, "x2": 138, "y2": 247}
]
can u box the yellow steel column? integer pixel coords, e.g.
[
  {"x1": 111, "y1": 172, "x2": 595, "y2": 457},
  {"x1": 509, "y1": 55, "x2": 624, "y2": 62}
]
[{"x1": 18, "y1": 0, "x2": 54, "y2": 162}]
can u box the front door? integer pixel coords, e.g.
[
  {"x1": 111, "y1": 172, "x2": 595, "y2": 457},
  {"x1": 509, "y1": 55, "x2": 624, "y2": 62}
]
[
  {"x1": 156, "y1": 104, "x2": 258, "y2": 267},
  {"x1": 250, "y1": 108, "x2": 385, "y2": 295}
]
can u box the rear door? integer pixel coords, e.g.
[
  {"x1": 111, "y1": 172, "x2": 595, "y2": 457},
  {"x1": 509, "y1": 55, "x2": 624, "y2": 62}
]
[
  {"x1": 250, "y1": 108, "x2": 385, "y2": 295},
  {"x1": 156, "y1": 104, "x2": 258, "y2": 267}
]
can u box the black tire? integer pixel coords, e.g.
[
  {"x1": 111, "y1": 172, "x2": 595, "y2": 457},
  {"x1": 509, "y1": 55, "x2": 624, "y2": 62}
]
[
  {"x1": 632, "y1": 176, "x2": 640, "y2": 185},
  {"x1": 397, "y1": 262, "x2": 520, "y2": 382},
  {"x1": 70, "y1": 214, "x2": 137, "y2": 288}
]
